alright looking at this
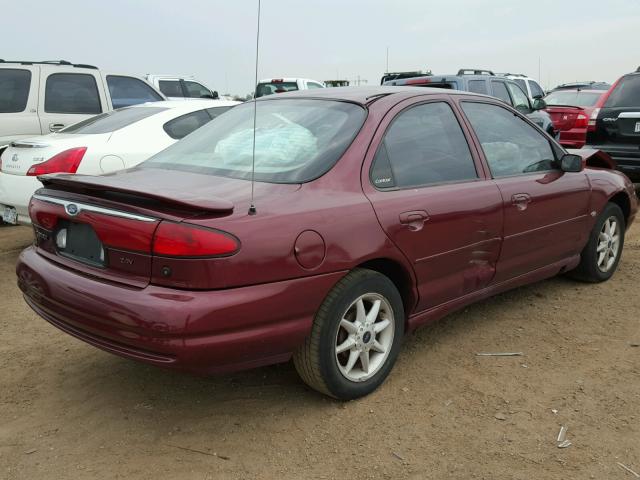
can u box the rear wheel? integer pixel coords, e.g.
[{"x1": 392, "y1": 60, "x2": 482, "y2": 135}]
[
  {"x1": 569, "y1": 202, "x2": 625, "y2": 282},
  {"x1": 293, "y1": 269, "x2": 404, "y2": 399}
]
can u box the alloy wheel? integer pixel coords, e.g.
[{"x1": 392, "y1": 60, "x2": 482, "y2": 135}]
[{"x1": 596, "y1": 216, "x2": 621, "y2": 273}]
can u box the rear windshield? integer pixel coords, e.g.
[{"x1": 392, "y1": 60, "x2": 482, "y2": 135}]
[
  {"x1": 0, "y1": 69, "x2": 31, "y2": 113},
  {"x1": 60, "y1": 107, "x2": 168, "y2": 134},
  {"x1": 255, "y1": 82, "x2": 299, "y2": 98},
  {"x1": 544, "y1": 90, "x2": 604, "y2": 107},
  {"x1": 142, "y1": 99, "x2": 367, "y2": 183},
  {"x1": 604, "y1": 75, "x2": 640, "y2": 108}
]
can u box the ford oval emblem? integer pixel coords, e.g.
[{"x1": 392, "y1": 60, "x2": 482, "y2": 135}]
[{"x1": 65, "y1": 203, "x2": 79, "y2": 216}]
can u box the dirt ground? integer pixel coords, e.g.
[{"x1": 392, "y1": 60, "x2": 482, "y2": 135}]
[{"x1": 0, "y1": 223, "x2": 638, "y2": 480}]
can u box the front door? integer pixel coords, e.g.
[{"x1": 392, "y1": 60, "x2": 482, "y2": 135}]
[
  {"x1": 459, "y1": 100, "x2": 591, "y2": 282},
  {"x1": 363, "y1": 99, "x2": 503, "y2": 312}
]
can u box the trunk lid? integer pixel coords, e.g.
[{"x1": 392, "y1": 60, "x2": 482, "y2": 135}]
[
  {"x1": 546, "y1": 106, "x2": 584, "y2": 130},
  {"x1": 30, "y1": 168, "x2": 299, "y2": 288}
]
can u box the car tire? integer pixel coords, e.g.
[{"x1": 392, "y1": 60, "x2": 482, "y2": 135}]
[
  {"x1": 293, "y1": 268, "x2": 404, "y2": 400},
  {"x1": 568, "y1": 202, "x2": 625, "y2": 282}
]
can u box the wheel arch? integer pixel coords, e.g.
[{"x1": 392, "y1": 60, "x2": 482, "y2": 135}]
[
  {"x1": 356, "y1": 257, "x2": 417, "y2": 323},
  {"x1": 609, "y1": 191, "x2": 631, "y2": 226}
]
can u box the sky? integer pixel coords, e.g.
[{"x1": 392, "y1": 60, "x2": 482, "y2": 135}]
[{"x1": 3, "y1": 0, "x2": 639, "y2": 95}]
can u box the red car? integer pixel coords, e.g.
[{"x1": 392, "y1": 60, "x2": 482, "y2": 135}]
[
  {"x1": 17, "y1": 87, "x2": 637, "y2": 399},
  {"x1": 544, "y1": 89, "x2": 608, "y2": 148}
]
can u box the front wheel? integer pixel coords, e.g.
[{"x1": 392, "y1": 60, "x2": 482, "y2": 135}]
[
  {"x1": 569, "y1": 202, "x2": 625, "y2": 282},
  {"x1": 293, "y1": 269, "x2": 404, "y2": 400}
]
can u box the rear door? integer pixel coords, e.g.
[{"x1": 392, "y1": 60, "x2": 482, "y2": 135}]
[
  {"x1": 459, "y1": 100, "x2": 590, "y2": 281},
  {"x1": 363, "y1": 97, "x2": 503, "y2": 312},
  {"x1": 37, "y1": 67, "x2": 107, "y2": 133},
  {"x1": 0, "y1": 66, "x2": 41, "y2": 145}
]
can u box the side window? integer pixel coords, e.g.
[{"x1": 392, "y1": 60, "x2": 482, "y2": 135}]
[
  {"x1": 184, "y1": 81, "x2": 212, "y2": 98},
  {"x1": 490, "y1": 81, "x2": 512, "y2": 105},
  {"x1": 163, "y1": 109, "x2": 212, "y2": 140},
  {"x1": 370, "y1": 102, "x2": 478, "y2": 189},
  {"x1": 307, "y1": 82, "x2": 324, "y2": 89},
  {"x1": 45, "y1": 73, "x2": 101, "y2": 114},
  {"x1": 506, "y1": 82, "x2": 531, "y2": 112},
  {"x1": 529, "y1": 80, "x2": 544, "y2": 99},
  {"x1": 513, "y1": 78, "x2": 527, "y2": 94},
  {"x1": 107, "y1": 76, "x2": 163, "y2": 109},
  {"x1": 0, "y1": 69, "x2": 31, "y2": 113},
  {"x1": 468, "y1": 80, "x2": 488, "y2": 95},
  {"x1": 461, "y1": 102, "x2": 557, "y2": 177},
  {"x1": 158, "y1": 80, "x2": 184, "y2": 98}
]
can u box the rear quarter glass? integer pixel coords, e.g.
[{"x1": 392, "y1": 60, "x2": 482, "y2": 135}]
[{"x1": 0, "y1": 69, "x2": 32, "y2": 113}]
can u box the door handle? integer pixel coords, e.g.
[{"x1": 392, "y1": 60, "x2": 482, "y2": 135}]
[
  {"x1": 511, "y1": 193, "x2": 532, "y2": 211},
  {"x1": 399, "y1": 210, "x2": 429, "y2": 231},
  {"x1": 49, "y1": 123, "x2": 65, "y2": 132}
]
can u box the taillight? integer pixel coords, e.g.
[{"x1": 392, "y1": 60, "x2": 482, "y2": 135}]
[
  {"x1": 588, "y1": 108, "x2": 600, "y2": 131},
  {"x1": 27, "y1": 147, "x2": 87, "y2": 176},
  {"x1": 575, "y1": 113, "x2": 589, "y2": 128},
  {"x1": 406, "y1": 78, "x2": 431, "y2": 85},
  {"x1": 152, "y1": 222, "x2": 239, "y2": 257}
]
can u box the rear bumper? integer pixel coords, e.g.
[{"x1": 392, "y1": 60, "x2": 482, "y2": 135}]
[
  {"x1": 0, "y1": 172, "x2": 41, "y2": 224},
  {"x1": 585, "y1": 144, "x2": 640, "y2": 181},
  {"x1": 558, "y1": 128, "x2": 587, "y2": 148},
  {"x1": 17, "y1": 246, "x2": 346, "y2": 374}
]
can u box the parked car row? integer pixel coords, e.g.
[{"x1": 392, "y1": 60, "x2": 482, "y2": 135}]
[{"x1": 2, "y1": 57, "x2": 639, "y2": 400}]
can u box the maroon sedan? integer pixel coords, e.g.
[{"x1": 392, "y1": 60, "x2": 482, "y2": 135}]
[{"x1": 17, "y1": 87, "x2": 637, "y2": 399}]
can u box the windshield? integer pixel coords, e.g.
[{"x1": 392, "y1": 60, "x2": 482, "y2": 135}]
[
  {"x1": 142, "y1": 99, "x2": 367, "y2": 183},
  {"x1": 60, "y1": 107, "x2": 168, "y2": 134},
  {"x1": 544, "y1": 90, "x2": 604, "y2": 107}
]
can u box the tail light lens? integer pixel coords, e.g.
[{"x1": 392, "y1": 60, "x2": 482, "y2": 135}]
[
  {"x1": 152, "y1": 222, "x2": 239, "y2": 257},
  {"x1": 27, "y1": 147, "x2": 87, "y2": 176},
  {"x1": 575, "y1": 113, "x2": 589, "y2": 128},
  {"x1": 588, "y1": 108, "x2": 600, "y2": 131}
]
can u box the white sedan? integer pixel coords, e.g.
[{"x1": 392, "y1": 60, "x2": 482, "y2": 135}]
[{"x1": 0, "y1": 99, "x2": 238, "y2": 225}]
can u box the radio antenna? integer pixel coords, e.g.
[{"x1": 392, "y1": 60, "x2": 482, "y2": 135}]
[{"x1": 248, "y1": 0, "x2": 261, "y2": 216}]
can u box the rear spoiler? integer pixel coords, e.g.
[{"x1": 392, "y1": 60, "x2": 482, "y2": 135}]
[{"x1": 39, "y1": 171, "x2": 234, "y2": 214}]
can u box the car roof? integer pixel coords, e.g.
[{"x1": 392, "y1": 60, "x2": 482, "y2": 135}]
[
  {"x1": 546, "y1": 89, "x2": 606, "y2": 94},
  {"x1": 258, "y1": 78, "x2": 321, "y2": 83},
  {"x1": 256, "y1": 85, "x2": 480, "y2": 105}
]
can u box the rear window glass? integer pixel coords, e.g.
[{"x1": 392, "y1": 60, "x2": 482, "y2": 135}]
[
  {"x1": 255, "y1": 82, "x2": 299, "y2": 98},
  {"x1": 61, "y1": 107, "x2": 168, "y2": 134},
  {"x1": 604, "y1": 75, "x2": 640, "y2": 108},
  {"x1": 0, "y1": 69, "x2": 31, "y2": 113},
  {"x1": 142, "y1": 99, "x2": 366, "y2": 183},
  {"x1": 107, "y1": 75, "x2": 163, "y2": 109},
  {"x1": 45, "y1": 73, "x2": 102, "y2": 114},
  {"x1": 545, "y1": 90, "x2": 604, "y2": 107},
  {"x1": 158, "y1": 80, "x2": 183, "y2": 97}
]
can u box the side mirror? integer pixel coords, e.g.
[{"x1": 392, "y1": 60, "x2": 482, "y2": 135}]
[
  {"x1": 532, "y1": 98, "x2": 547, "y2": 110},
  {"x1": 212, "y1": 90, "x2": 219, "y2": 99},
  {"x1": 560, "y1": 153, "x2": 583, "y2": 173}
]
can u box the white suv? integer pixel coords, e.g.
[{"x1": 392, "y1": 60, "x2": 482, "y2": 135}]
[
  {"x1": 255, "y1": 78, "x2": 325, "y2": 98},
  {"x1": 0, "y1": 60, "x2": 165, "y2": 150},
  {"x1": 145, "y1": 74, "x2": 219, "y2": 100},
  {"x1": 499, "y1": 73, "x2": 545, "y2": 100}
]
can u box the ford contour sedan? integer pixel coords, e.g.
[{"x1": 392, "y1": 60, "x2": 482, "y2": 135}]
[{"x1": 17, "y1": 87, "x2": 637, "y2": 399}]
